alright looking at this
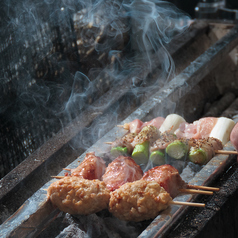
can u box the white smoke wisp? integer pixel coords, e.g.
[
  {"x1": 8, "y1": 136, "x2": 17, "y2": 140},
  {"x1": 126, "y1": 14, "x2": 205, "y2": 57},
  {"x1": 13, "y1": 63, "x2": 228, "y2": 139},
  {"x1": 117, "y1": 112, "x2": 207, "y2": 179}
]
[
  {"x1": 0, "y1": 0, "x2": 191, "y2": 166},
  {"x1": 63, "y1": 0, "x2": 191, "y2": 150}
]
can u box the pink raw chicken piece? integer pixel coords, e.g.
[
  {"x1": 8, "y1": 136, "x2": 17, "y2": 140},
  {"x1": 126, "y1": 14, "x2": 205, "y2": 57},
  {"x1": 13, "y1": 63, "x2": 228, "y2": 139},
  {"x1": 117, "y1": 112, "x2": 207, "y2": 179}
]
[
  {"x1": 175, "y1": 117, "x2": 218, "y2": 139},
  {"x1": 124, "y1": 117, "x2": 165, "y2": 133},
  {"x1": 123, "y1": 119, "x2": 143, "y2": 133},
  {"x1": 143, "y1": 117, "x2": 165, "y2": 129}
]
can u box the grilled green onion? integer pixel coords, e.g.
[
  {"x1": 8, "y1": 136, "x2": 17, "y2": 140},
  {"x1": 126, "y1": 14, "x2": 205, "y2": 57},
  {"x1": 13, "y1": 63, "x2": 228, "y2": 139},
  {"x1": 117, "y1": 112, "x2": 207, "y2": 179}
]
[{"x1": 132, "y1": 141, "x2": 149, "y2": 164}]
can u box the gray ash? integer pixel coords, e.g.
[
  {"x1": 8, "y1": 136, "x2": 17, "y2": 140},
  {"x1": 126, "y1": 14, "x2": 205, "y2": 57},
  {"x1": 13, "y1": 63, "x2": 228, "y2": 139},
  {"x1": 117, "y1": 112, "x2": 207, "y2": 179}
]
[{"x1": 38, "y1": 211, "x2": 150, "y2": 238}]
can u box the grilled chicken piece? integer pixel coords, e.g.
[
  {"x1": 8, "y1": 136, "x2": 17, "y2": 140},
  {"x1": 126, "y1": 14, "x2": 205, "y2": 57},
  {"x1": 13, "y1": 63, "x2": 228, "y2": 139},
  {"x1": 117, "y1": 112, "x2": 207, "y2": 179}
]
[
  {"x1": 188, "y1": 137, "x2": 223, "y2": 165},
  {"x1": 47, "y1": 177, "x2": 110, "y2": 215},
  {"x1": 110, "y1": 133, "x2": 137, "y2": 154},
  {"x1": 150, "y1": 132, "x2": 177, "y2": 151},
  {"x1": 109, "y1": 180, "x2": 172, "y2": 222},
  {"x1": 70, "y1": 152, "x2": 106, "y2": 180},
  {"x1": 142, "y1": 117, "x2": 165, "y2": 130},
  {"x1": 102, "y1": 156, "x2": 143, "y2": 191},
  {"x1": 152, "y1": 137, "x2": 222, "y2": 165},
  {"x1": 123, "y1": 117, "x2": 165, "y2": 133},
  {"x1": 174, "y1": 117, "x2": 218, "y2": 139},
  {"x1": 142, "y1": 164, "x2": 186, "y2": 198},
  {"x1": 132, "y1": 125, "x2": 160, "y2": 147},
  {"x1": 123, "y1": 119, "x2": 144, "y2": 133}
]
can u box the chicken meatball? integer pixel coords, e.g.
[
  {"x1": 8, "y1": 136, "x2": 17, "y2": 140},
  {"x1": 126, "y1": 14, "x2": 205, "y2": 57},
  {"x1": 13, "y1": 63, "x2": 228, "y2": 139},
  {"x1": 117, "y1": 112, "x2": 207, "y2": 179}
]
[
  {"x1": 109, "y1": 180, "x2": 172, "y2": 222},
  {"x1": 47, "y1": 177, "x2": 110, "y2": 215}
]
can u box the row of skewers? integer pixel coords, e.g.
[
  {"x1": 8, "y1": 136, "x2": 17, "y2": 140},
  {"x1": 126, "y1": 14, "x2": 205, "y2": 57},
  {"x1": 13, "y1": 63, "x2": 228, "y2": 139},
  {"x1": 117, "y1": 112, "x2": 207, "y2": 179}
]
[
  {"x1": 47, "y1": 114, "x2": 238, "y2": 222},
  {"x1": 108, "y1": 114, "x2": 237, "y2": 166},
  {"x1": 48, "y1": 153, "x2": 217, "y2": 222}
]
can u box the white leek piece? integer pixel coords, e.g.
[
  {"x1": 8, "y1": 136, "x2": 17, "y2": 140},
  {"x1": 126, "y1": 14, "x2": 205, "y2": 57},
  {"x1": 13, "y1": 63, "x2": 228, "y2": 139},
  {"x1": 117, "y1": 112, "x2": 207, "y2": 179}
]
[
  {"x1": 159, "y1": 114, "x2": 186, "y2": 134},
  {"x1": 209, "y1": 117, "x2": 235, "y2": 146}
]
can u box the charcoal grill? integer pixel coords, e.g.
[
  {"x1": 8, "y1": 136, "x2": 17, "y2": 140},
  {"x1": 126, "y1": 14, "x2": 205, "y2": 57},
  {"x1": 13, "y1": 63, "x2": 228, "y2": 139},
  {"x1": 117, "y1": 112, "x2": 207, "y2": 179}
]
[{"x1": 1, "y1": 1, "x2": 238, "y2": 237}]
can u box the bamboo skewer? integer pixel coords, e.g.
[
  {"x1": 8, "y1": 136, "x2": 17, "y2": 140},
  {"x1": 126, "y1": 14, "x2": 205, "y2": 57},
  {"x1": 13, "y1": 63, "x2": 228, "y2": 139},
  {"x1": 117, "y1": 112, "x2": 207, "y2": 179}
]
[
  {"x1": 179, "y1": 188, "x2": 213, "y2": 195},
  {"x1": 52, "y1": 176, "x2": 65, "y2": 179},
  {"x1": 105, "y1": 142, "x2": 113, "y2": 144},
  {"x1": 63, "y1": 168, "x2": 71, "y2": 171},
  {"x1": 215, "y1": 150, "x2": 238, "y2": 155},
  {"x1": 187, "y1": 184, "x2": 219, "y2": 191},
  {"x1": 169, "y1": 200, "x2": 205, "y2": 207}
]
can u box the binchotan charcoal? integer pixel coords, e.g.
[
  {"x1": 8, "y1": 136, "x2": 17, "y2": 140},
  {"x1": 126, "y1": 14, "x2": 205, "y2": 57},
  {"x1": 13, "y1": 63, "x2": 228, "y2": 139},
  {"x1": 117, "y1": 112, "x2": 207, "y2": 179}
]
[
  {"x1": 203, "y1": 92, "x2": 236, "y2": 117},
  {"x1": 56, "y1": 224, "x2": 87, "y2": 238},
  {"x1": 221, "y1": 97, "x2": 238, "y2": 118}
]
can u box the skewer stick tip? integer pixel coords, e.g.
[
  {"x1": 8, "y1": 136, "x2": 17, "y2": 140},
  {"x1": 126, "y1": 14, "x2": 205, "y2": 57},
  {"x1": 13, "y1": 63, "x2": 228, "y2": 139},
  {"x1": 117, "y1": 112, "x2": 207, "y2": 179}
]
[
  {"x1": 179, "y1": 188, "x2": 213, "y2": 196},
  {"x1": 187, "y1": 185, "x2": 220, "y2": 192},
  {"x1": 215, "y1": 150, "x2": 238, "y2": 155},
  {"x1": 51, "y1": 176, "x2": 65, "y2": 179},
  {"x1": 63, "y1": 168, "x2": 71, "y2": 171},
  {"x1": 104, "y1": 142, "x2": 113, "y2": 145},
  {"x1": 169, "y1": 200, "x2": 205, "y2": 208}
]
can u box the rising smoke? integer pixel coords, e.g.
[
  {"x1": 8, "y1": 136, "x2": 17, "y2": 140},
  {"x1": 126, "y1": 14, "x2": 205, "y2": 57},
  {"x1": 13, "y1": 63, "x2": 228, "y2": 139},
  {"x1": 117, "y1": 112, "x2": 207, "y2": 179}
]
[{"x1": 0, "y1": 0, "x2": 190, "y2": 175}]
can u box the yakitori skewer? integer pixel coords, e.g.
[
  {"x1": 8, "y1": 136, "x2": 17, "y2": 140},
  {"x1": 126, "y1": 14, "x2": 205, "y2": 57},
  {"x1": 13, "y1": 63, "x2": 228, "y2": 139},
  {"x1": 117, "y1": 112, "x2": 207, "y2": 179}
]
[
  {"x1": 106, "y1": 142, "x2": 236, "y2": 155},
  {"x1": 108, "y1": 117, "x2": 234, "y2": 167},
  {"x1": 47, "y1": 177, "x2": 206, "y2": 223},
  {"x1": 51, "y1": 175, "x2": 217, "y2": 194},
  {"x1": 53, "y1": 162, "x2": 220, "y2": 195},
  {"x1": 50, "y1": 179, "x2": 213, "y2": 196},
  {"x1": 116, "y1": 114, "x2": 235, "y2": 148},
  {"x1": 118, "y1": 114, "x2": 184, "y2": 133},
  {"x1": 142, "y1": 165, "x2": 217, "y2": 198},
  {"x1": 106, "y1": 139, "x2": 237, "y2": 170},
  {"x1": 106, "y1": 141, "x2": 237, "y2": 153},
  {"x1": 49, "y1": 177, "x2": 209, "y2": 205}
]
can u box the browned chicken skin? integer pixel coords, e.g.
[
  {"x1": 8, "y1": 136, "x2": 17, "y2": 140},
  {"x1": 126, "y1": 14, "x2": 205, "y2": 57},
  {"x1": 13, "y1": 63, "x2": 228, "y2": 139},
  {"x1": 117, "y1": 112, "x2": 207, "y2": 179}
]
[
  {"x1": 142, "y1": 164, "x2": 187, "y2": 198},
  {"x1": 70, "y1": 152, "x2": 106, "y2": 180},
  {"x1": 109, "y1": 180, "x2": 172, "y2": 222},
  {"x1": 131, "y1": 125, "x2": 160, "y2": 147},
  {"x1": 102, "y1": 156, "x2": 143, "y2": 191},
  {"x1": 47, "y1": 177, "x2": 110, "y2": 215},
  {"x1": 150, "y1": 132, "x2": 177, "y2": 151},
  {"x1": 111, "y1": 133, "x2": 137, "y2": 154}
]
